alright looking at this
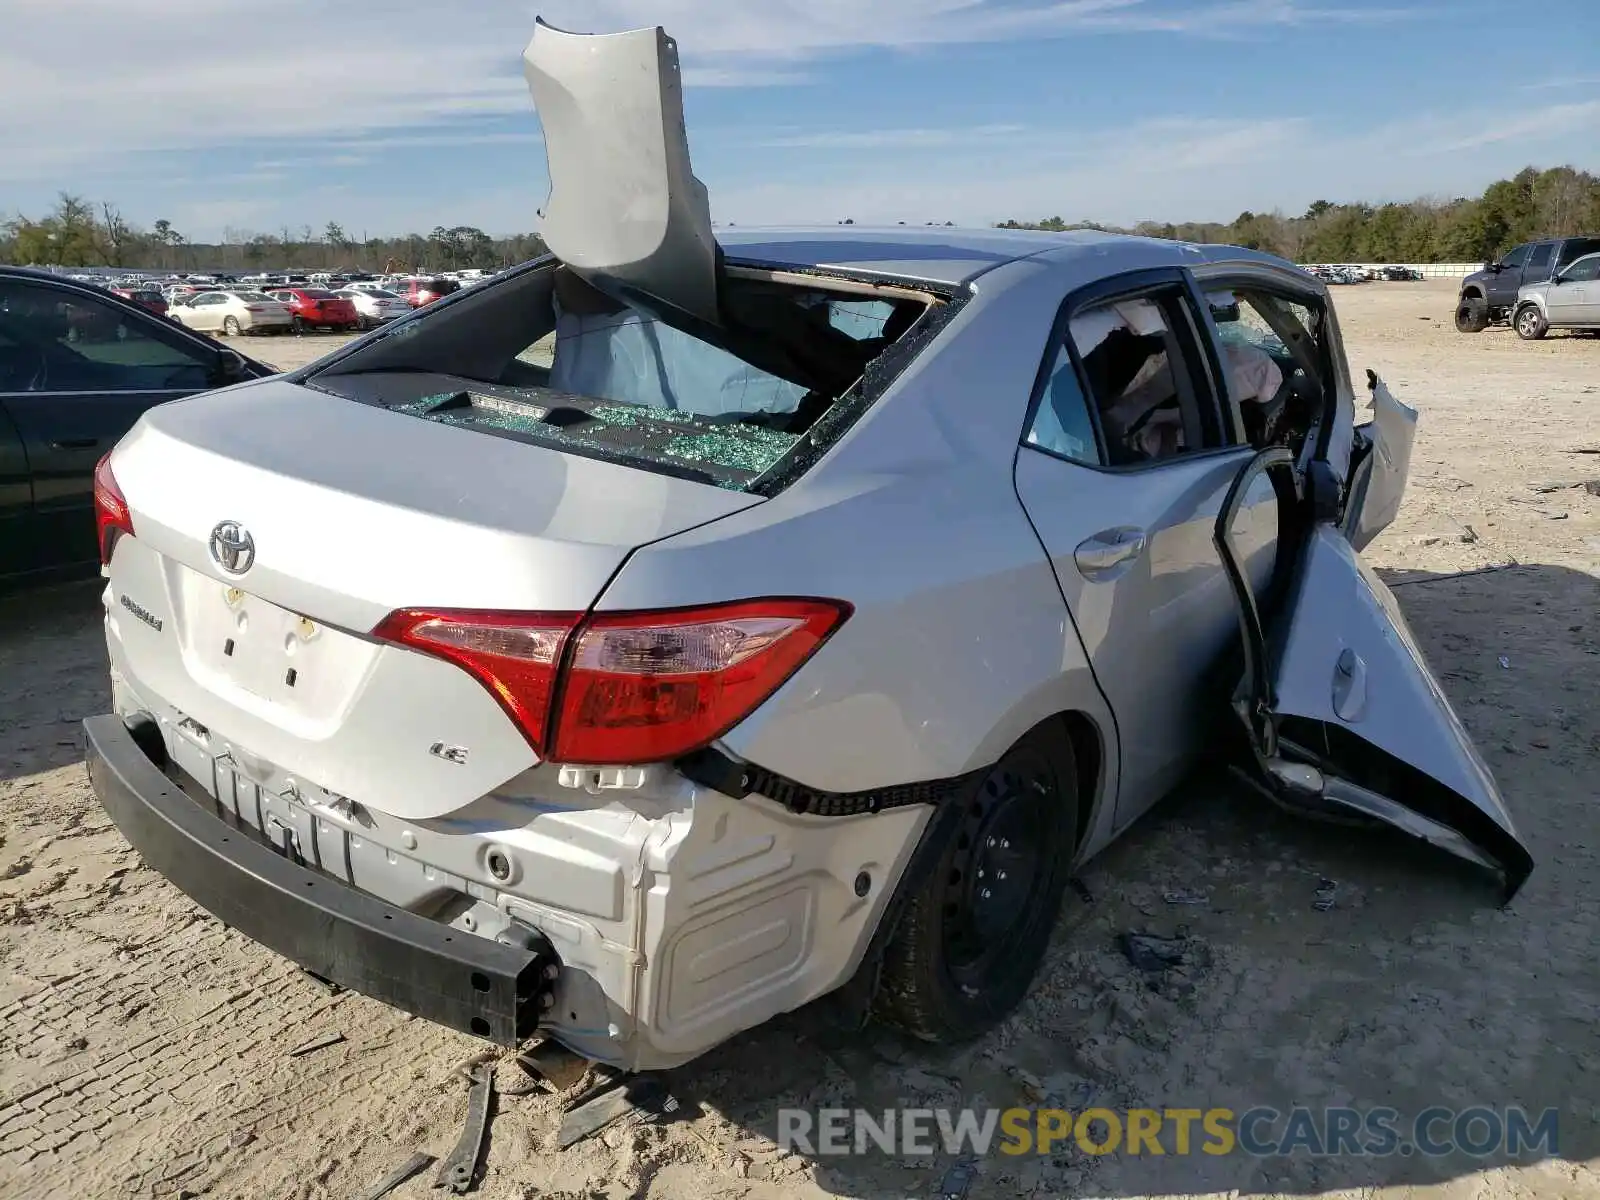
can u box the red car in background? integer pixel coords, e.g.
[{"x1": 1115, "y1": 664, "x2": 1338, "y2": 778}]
[
  {"x1": 393, "y1": 277, "x2": 461, "y2": 308},
  {"x1": 266, "y1": 288, "x2": 360, "y2": 332},
  {"x1": 109, "y1": 287, "x2": 169, "y2": 317}
]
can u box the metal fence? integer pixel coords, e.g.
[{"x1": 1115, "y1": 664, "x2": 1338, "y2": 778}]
[{"x1": 1344, "y1": 262, "x2": 1484, "y2": 279}]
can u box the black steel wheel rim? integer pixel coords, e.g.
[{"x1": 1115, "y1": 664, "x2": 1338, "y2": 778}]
[{"x1": 941, "y1": 754, "x2": 1057, "y2": 986}]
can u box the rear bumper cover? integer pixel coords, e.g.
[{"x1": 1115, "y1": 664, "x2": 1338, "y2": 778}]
[{"x1": 84, "y1": 713, "x2": 556, "y2": 1046}]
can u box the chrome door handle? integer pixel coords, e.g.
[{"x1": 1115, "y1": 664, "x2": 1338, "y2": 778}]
[{"x1": 1074, "y1": 527, "x2": 1148, "y2": 578}]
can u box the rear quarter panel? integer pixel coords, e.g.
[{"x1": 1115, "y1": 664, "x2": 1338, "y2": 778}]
[{"x1": 597, "y1": 256, "x2": 1128, "y2": 860}]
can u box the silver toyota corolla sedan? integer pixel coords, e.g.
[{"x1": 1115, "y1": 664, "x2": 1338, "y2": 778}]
[{"x1": 83, "y1": 20, "x2": 1531, "y2": 1073}]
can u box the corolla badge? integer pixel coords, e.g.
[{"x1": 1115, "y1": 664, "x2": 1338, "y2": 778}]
[{"x1": 209, "y1": 520, "x2": 255, "y2": 575}]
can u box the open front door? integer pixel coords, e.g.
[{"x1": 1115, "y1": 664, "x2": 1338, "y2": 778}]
[{"x1": 1215, "y1": 450, "x2": 1533, "y2": 904}]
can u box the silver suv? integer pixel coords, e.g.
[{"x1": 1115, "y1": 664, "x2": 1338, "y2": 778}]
[
  {"x1": 83, "y1": 20, "x2": 1531, "y2": 1073},
  {"x1": 1513, "y1": 251, "x2": 1600, "y2": 339}
]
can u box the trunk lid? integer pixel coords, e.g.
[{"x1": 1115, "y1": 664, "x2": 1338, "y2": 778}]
[{"x1": 106, "y1": 377, "x2": 760, "y2": 818}]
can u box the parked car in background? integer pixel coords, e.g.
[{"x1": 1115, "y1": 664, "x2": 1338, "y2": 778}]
[
  {"x1": 393, "y1": 276, "x2": 461, "y2": 307},
  {"x1": 332, "y1": 287, "x2": 410, "y2": 329},
  {"x1": 266, "y1": 287, "x2": 361, "y2": 333},
  {"x1": 0, "y1": 267, "x2": 272, "y2": 583},
  {"x1": 1456, "y1": 235, "x2": 1600, "y2": 331},
  {"x1": 81, "y1": 20, "x2": 1530, "y2": 1075},
  {"x1": 109, "y1": 287, "x2": 170, "y2": 317},
  {"x1": 168, "y1": 291, "x2": 293, "y2": 336},
  {"x1": 1511, "y1": 251, "x2": 1600, "y2": 339}
]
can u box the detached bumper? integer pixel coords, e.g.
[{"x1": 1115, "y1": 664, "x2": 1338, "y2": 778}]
[{"x1": 84, "y1": 713, "x2": 557, "y2": 1045}]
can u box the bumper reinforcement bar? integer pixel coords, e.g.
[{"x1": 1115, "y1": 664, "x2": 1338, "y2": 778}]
[{"x1": 84, "y1": 712, "x2": 558, "y2": 1046}]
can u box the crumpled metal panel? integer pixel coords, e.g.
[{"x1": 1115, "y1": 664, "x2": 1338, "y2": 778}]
[
  {"x1": 524, "y1": 20, "x2": 720, "y2": 325},
  {"x1": 1344, "y1": 374, "x2": 1417, "y2": 551},
  {"x1": 1268, "y1": 523, "x2": 1533, "y2": 899}
]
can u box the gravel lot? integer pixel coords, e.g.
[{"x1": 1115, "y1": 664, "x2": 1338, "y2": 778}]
[{"x1": 2, "y1": 281, "x2": 1597, "y2": 1200}]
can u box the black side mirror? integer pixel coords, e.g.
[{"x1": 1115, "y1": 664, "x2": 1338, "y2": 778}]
[{"x1": 211, "y1": 350, "x2": 249, "y2": 387}]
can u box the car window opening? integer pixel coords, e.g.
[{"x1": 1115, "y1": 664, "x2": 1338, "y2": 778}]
[
  {"x1": 1207, "y1": 288, "x2": 1327, "y2": 457},
  {"x1": 312, "y1": 261, "x2": 941, "y2": 490}
]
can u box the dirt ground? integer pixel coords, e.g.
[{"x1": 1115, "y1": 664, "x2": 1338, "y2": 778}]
[{"x1": 1, "y1": 280, "x2": 1597, "y2": 1200}]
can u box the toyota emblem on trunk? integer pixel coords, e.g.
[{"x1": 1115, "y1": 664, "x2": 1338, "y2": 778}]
[{"x1": 209, "y1": 521, "x2": 255, "y2": 575}]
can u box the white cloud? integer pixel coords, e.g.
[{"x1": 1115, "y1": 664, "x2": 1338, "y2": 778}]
[
  {"x1": 1435, "y1": 100, "x2": 1600, "y2": 152},
  {"x1": 759, "y1": 124, "x2": 1030, "y2": 149},
  {"x1": 0, "y1": 0, "x2": 538, "y2": 180},
  {"x1": 1520, "y1": 77, "x2": 1600, "y2": 90},
  {"x1": 534, "y1": 0, "x2": 1411, "y2": 59},
  {"x1": 8, "y1": 0, "x2": 1590, "y2": 242},
  {"x1": 682, "y1": 66, "x2": 813, "y2": 87},
  {"x1": 0, "y1": 0, "x2": 1417, "y2": 181},
  {"x1": 707, "y1": 102, "x2": 1599, "y2": 228}
]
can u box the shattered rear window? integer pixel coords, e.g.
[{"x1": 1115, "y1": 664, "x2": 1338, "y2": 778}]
[
  {"x1": 310, "y1": 262, "x2": 945, "y2": 492},
  {"x1": 387, "y1": 388, "x2": 799, "y2": 488}
]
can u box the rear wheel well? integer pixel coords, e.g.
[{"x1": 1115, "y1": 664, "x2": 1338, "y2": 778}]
[{"x1": 1055, "y1": 710, "x2": 1101, "y2": 855}]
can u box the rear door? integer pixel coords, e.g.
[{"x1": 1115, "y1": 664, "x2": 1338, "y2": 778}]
[
  {"x1": 0, "y1": 279, "x2": 226, "y2": 570},
  {"x1": 1014, "y1": 268, "x2": 1280, "y2": 821}
]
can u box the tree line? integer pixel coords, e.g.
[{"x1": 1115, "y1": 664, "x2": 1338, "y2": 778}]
[
  {"x1": 4, "y1": 164, "x2": 1596, "y2": 273},
  {"x1": 1001, "y1": 165, "x2": 1599, "y2": 262},
  {"x1": 0, "y1": 196, "x2": 548, "y2": 273}
]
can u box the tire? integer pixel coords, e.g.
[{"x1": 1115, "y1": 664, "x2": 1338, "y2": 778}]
[
  {"x1": 1455, "y1": 297, "x2": 1489, "y2": 333},
  {"x1": 1514, "y1": 305, "x2": 1548, "y2": 341},
  {"x1": 222, "y1": 316, "x2": 241, "y2": 336},
  {"x1": 357, "y1": 316, "x2": 372, "y2": 331},
  {"x1": 874, "y1": 723, "x2": 1080, "y2": 1043},
  {"x1": 292, "y1": 316, "x2": 308, "y2": 335}
]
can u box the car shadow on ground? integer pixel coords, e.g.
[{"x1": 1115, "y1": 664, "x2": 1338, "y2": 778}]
[
  {"x1": 651, "y1": 560, "x2": 1599, "y2": 1199},
  {"x1": 0, "y1": 579, "x2": 106, "y2": 785}
]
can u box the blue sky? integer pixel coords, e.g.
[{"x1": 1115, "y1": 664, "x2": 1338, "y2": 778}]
[{"x1": 4, "y1": 0, "x2": 1598, "y2": 240}]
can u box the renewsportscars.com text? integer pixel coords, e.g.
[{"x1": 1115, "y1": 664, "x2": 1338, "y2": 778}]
[{"x1": 777, "y1": 1106, "x2": 1559, "y2": 1159}]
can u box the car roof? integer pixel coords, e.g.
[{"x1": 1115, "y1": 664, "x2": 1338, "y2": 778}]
[{"x1": 713, "y1": 226, "x2": 1301, "y2": 286}]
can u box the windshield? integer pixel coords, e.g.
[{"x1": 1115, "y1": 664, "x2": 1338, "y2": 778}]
[{"x1": 302, "y1": 289, "x2": 337, "y2": 299}]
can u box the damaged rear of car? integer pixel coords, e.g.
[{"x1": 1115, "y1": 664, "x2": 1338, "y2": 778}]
[{"x1": 84, "y1": 18, "x2": 1530, "y2": 1074}]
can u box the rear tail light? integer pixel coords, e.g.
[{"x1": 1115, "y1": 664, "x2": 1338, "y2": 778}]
[
  {"x1": 372, "y1": 610, "x2": 580, "y2": 755},
  {"x1": 245, "y1": 306, "x2": 265, "y2": 312},
  {"x1": 373, "y1": 599, "x2": 849, "y2": 765},
  {"x1": 93, "y1": 453, "x2": 134, "y2": 564},
  {"x1": 553, "y1": 600, "x2": 847, "y2": 763}
]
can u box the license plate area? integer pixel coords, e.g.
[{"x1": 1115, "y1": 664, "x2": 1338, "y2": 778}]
[{"x1": 177, "y1": 569, "x2": 377, "y2": 721}]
